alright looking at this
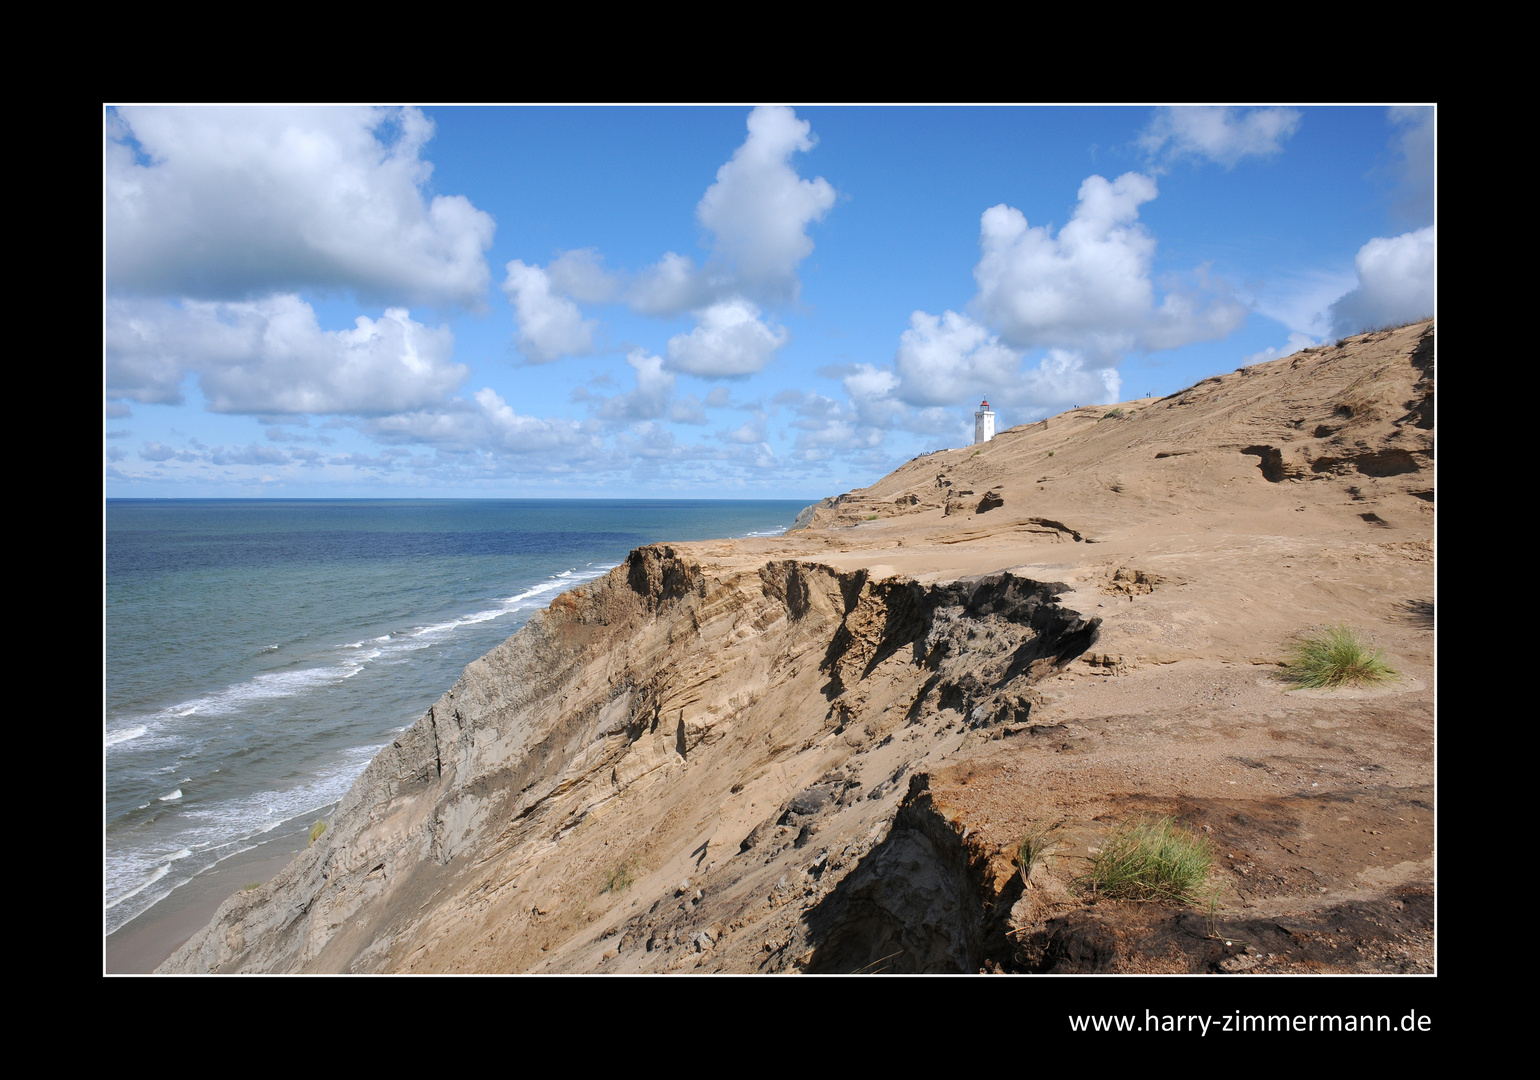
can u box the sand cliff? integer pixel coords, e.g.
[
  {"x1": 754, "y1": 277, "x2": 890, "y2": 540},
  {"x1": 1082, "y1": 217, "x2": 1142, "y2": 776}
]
[{"x1": 161, "y1": 319, "x2": 1434, "y2": 974}]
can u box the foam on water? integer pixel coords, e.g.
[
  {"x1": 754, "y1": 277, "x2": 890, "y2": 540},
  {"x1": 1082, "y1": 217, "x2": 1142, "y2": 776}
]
[
  {"x1": 105, "y1": 741, "x2": 383, "y2": 935},
  {"x1": 106, "y1": 501, "x2": 801, "y2": 942}
]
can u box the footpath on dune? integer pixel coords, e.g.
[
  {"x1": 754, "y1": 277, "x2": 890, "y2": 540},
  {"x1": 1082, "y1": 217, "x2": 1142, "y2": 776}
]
[{"x1": 161, "y1": 320, "x2": 1434, "y2": 974}]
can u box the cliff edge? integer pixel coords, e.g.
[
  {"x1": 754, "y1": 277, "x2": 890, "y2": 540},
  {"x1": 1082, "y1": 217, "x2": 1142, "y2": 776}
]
[{"x1": 162, "y1": 320, "x2": 1434, "y2": 974}]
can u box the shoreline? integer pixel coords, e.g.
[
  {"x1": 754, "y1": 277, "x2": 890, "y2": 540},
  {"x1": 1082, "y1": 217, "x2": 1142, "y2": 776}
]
[{"x1": 105, "y1": 816, "x2": 313, "y2": 973}]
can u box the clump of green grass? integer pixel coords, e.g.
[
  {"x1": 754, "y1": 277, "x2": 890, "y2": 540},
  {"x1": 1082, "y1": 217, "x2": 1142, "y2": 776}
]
[
  {"x1": 308, "y1": 819, "x2": 327, "y2": 845},
  {"x1": 1081, "y1": 816, "x2": 1214, "y2": 904},
  {"x1": 863, "y1": 514, "x2": 879, "y2": 521},
  {"x1": 1101, "y1": 408, "x2": 1125, "y2": 419},
  {"x1": 1283, "y1": 624, "x2": 1397, "y2": 689},
  {"x1": 243, "y1": 882, "x2": 262, "y2": 892},
  {"x1": 1016, "y1": 821, "x2": 1063, "y2": 884}
]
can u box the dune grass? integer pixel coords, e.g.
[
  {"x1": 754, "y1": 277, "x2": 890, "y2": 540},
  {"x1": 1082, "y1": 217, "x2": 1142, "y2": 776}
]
[
  {"x1": 1081, "y1": 816, "x2": 1214, "y2": 904},
  {"x1": 1284, "y1": 624, "x2": 1397, "y2": 689},
  {"x1": 604, "y1": 858, "x2": 639, "y2": 894},
  {"x1": 1016, "y1": 821, "x2": 1062, "y2": 884}
]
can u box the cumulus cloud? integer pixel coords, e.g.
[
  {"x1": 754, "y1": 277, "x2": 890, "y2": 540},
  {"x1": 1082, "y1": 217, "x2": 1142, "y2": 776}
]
[
  {"x1": 547, "y1": 249, "x2": 620, "y2": 304},
  {"x1": 209, "y1": 443, "x2": 292, "y2": 466},
  {"x1": 628, "y1": 252, "x2": 719, "y2": 316},
  {"x1": 622, "y1": 107, "x2": 834, "y2": 319},
  {"x1": 893, "y1": 310, "x2": 1021, "y2": 407},
  {"x1": 972, "y1": 173, "x2": 1245, "y2": 361},
  {"x1": 885, "y1": 309, "x2": 1121, "y2": 419},
  {"x1": 106, "y1": 106, "x2": 495, "y2": 308},
  {"x1": 1017, "y1": 349, "x2": 1121, "y2": 412},
  {"x1": 502, "y1": 260, "x2": 598, "y2": 363},
  {"x1": 665, "y1": 298, "x2": 788, "y2": 377},
  {"x1": 726, "y1": 415, "x2": 767, "y2": 444},
  {"x1": 695, "y1": 106, "x2": 835, "y2": 306},
  {"x1": 575, "y1": 349, "x2": 702, "y2": 425},
  {"x1": 1329, "y1": 226, "x2": 1436, "y2": 336},
  {"x1": 365, "y1": 387, "x2": 593, "y2": 456},
  {"x1": 105, "y1": 295, "x2": 466, "y2": 414},
  {"x1": 779, "y1": 391, "x2": 882, "y2": 461},
  {"x1": 140, "y1": 441, "x2": 201, "y2": 463},
  {"x1": 1139, "y1": 106, "x2": 1302, "y2": 168}
]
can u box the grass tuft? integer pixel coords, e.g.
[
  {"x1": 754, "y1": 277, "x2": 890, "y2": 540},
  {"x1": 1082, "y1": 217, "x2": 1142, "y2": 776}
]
[
  {"x1": 1016, "y1": 821, "x2": 1062, "y2": 884},
  {"x1": 308, "y1": 819, "x2": 326, "y2": 845},
  {"x1": 1101, "y1": 408, "x2": 1125, "y2": 419},
  {"x1": 604, "y1": 858, "x2": 638, "y2": 894},
  {"x1": 1080, "y1": 816, "x2": 1214, "y2": 904},
  {"x1": 1283, "y1": 624, "x2": 1396, "y2": 689}
]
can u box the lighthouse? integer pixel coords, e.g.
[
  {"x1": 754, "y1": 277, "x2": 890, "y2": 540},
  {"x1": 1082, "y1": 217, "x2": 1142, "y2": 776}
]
[{"x1": 974, "y1": 397, "x2": 995, "y2": 445}]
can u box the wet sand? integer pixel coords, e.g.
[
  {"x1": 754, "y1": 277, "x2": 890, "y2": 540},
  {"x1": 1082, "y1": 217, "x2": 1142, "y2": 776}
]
[{"x1": 106, "y1": 828, "x2": 307, "y2": 973}]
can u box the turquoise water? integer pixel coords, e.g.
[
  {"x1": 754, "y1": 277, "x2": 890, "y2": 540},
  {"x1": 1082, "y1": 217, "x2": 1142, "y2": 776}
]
[{"x1": 104, "y1": 499, "x2": 807, "y2": 935}]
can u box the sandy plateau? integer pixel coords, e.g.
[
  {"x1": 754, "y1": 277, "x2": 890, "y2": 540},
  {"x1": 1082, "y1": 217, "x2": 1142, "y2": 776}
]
[{"x1": 161, "y1": 320, "x2": 1434, "y2": 975}]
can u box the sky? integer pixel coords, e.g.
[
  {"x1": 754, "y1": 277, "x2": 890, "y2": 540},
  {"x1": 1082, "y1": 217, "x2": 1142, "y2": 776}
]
[{"x1": 104, "y1": 105, "x2": 1436, "y2": 500}]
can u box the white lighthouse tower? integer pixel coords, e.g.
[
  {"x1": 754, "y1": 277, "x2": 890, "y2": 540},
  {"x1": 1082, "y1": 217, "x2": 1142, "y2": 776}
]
[{"x1": 974, "y1": 397, "x2": 996, "y2": 445}]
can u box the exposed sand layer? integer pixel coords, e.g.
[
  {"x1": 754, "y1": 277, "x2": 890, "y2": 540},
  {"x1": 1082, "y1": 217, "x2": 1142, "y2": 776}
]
[{"x1": 158, "y1": 320, "x2": 1434, "y2": 974}]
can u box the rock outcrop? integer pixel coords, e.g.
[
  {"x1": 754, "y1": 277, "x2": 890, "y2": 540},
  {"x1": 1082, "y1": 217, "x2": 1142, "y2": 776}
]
[{"x1": 162, "y1": 320, "x2": 1434, "y2": 974}]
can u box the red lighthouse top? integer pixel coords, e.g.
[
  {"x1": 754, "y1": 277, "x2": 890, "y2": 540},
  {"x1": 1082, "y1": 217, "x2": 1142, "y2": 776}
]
[{"x1": 979, "y1": 398, "x2": 990, "y2": 408}]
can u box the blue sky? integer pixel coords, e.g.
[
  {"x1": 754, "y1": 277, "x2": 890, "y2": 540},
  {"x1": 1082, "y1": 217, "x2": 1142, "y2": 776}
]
[{"x1": 104, "y1": 105, "x2": 1435, "y2": 500}]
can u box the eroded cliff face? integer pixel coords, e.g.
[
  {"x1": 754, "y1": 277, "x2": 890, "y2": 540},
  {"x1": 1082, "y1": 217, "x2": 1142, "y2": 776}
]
[
  {"x1": 162, "y1": 547, "x2": 1097, "y2": 973},
  {"x1": 162, "y1": 321, "x2": 1434, "y2": 974}
]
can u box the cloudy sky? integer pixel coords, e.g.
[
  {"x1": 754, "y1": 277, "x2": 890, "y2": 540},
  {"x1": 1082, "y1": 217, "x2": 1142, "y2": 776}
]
[{"x1": 104, "y1": 105, "x2": 1435, "y2": 499}]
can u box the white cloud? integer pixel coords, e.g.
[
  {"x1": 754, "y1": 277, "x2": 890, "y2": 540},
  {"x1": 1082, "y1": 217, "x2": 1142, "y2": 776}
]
[
  {"x1": 139, "y1": 441, "x2": 200, "y2": 463},
  {"x1": 695, "y1": 106, "x2": 835, "y2": 305},
  {"x1": 1017, "y1": 349, "x2": 1121, "y2": 413},
  {"x1": 893, "y1": 310, "x2": 1021, "y2": 407},
  {"x1": 869, "y1": 310, "x2": 1122, "y2": 427},
  {"x1": 781, "y1": 392, "x2": 882, "y2": 461},
  {"x1": 1139, "y1": 106, "x2": 1302, "y2": 168},
  {"x1": 628, "y1": 252, "x2": 719, "y2": 316},
  {"x1": 726, "y1": 415, "x2": 767, "y2": 444},
  {"x1": 665, "y1": 298, "x2": 788, "y2": 377},
  {"x1": 502, "y1": 260, "x2": 598, "y2": 363},
  {"x1": 588, "y1": 349, "x2": 677, "y2": 422},
  {"x1": 365, "y1": 387, "x2": 593, "y2": 456},
  {"x1": 972, "y1": 173, "x2": 1245, "y2": 361},
  {"x1": 106, "y1": 106, "x2": 494, "y2": 308},
  {"x1": 1329, "y1": 226, "x2": 1436, "y2": 335},
  {"x1": 547, "y1": 248, "x2": 620, "y2": 304},
  {"x1": 1242, "y1": 332, "x2": 1320, "y2": 365},
  {"x1": 105, "y1": 295, "x2": 466, "y2": 414},
  {"x1": 209, "y1": 443, "x2": 292, "y2": 466}
]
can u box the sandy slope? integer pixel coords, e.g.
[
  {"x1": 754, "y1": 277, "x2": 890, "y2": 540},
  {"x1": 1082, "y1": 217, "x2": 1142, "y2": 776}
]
[{"x1": 160, "y1": 320, "x2": 1433, "y2": 974}]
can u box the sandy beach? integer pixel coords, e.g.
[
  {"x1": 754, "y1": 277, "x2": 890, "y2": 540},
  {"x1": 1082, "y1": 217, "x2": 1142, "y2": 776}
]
[{"x1": 106, "y1": 820, "x2": 309, "y2": 973}]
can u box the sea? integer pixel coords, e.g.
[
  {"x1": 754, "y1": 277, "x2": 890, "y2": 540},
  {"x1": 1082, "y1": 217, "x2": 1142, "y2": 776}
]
[{"x1": 104, "y1": 498, "x2": 808, "y2": 940}]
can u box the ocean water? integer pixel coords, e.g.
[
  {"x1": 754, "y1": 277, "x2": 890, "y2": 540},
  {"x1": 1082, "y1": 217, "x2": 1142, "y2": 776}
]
[{"x1": 104, "y1": 499, "x2": 807, "y2": 937}]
